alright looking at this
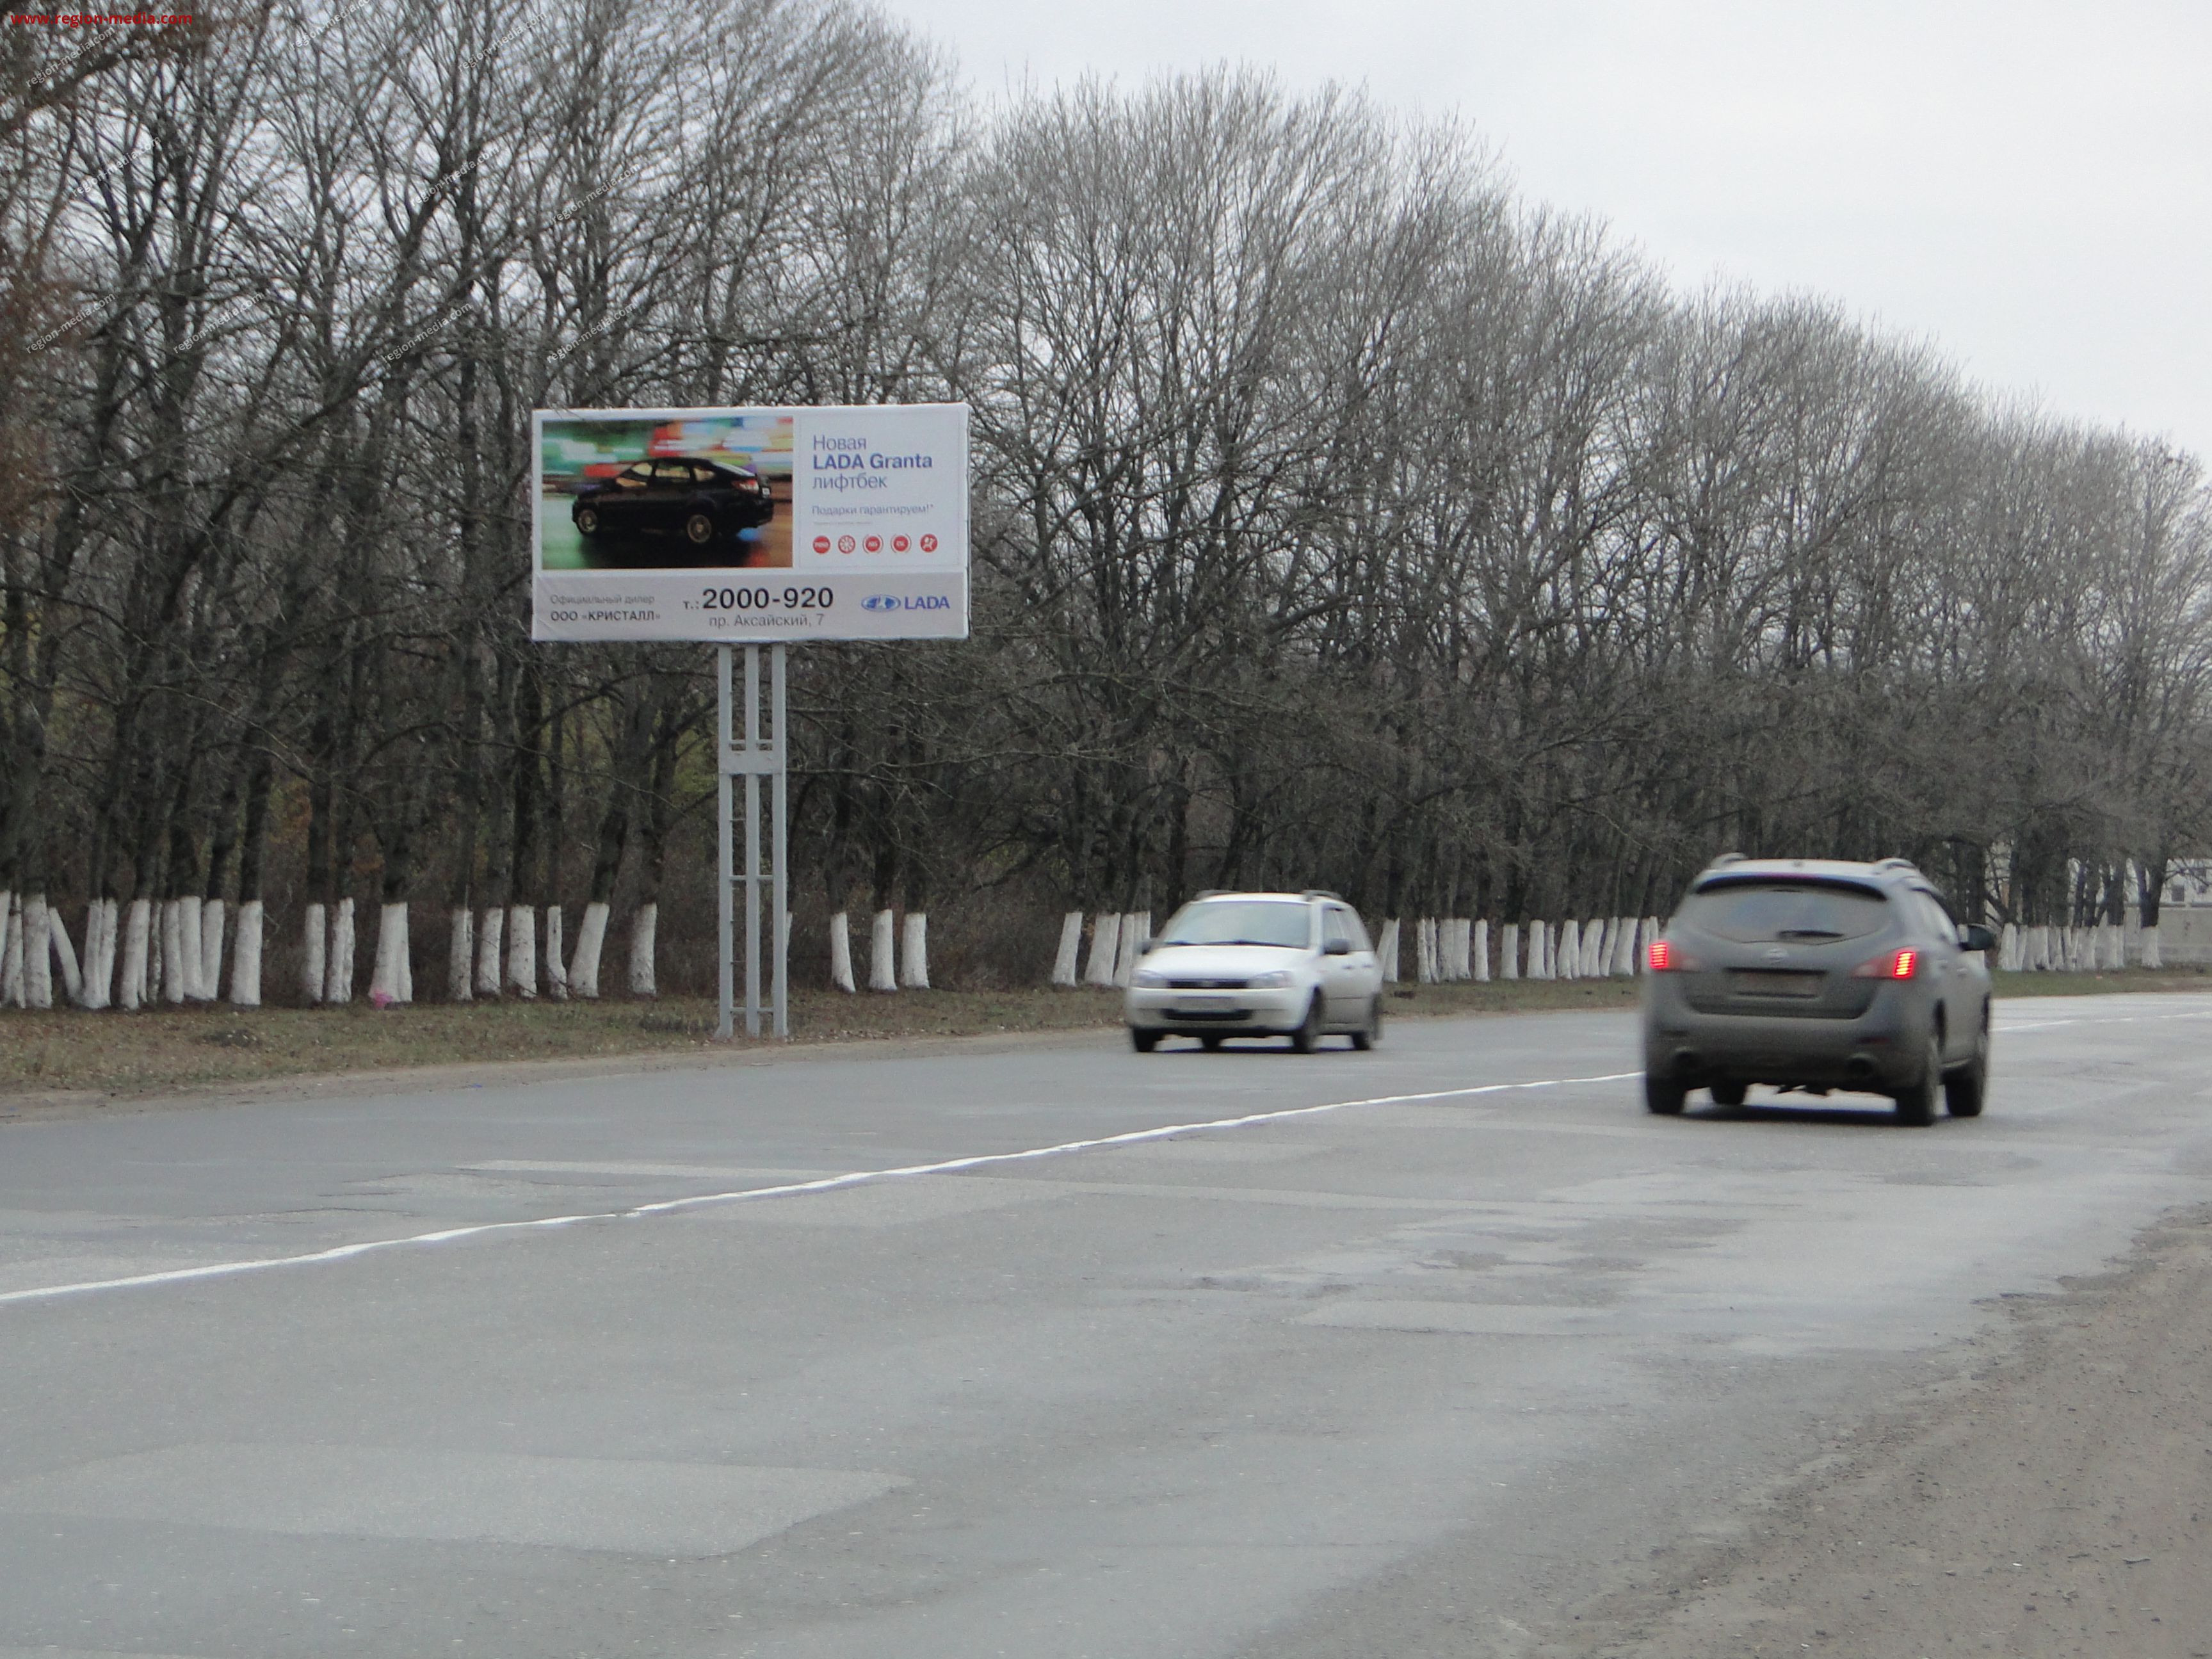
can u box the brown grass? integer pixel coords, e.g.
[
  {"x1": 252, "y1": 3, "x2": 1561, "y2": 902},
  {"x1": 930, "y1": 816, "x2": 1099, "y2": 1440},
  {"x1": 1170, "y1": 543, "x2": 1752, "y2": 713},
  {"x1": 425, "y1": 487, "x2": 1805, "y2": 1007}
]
[{"x1": 0, "y1": 966, "x2": 2199, "y2": 1103}]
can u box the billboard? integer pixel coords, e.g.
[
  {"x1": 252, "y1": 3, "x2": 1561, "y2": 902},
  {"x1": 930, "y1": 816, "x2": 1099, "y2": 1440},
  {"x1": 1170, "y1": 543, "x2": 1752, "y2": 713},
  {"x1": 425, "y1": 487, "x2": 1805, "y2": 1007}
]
[{"x1": 532, "y1": 403, "x2": 969, "y2": 642}]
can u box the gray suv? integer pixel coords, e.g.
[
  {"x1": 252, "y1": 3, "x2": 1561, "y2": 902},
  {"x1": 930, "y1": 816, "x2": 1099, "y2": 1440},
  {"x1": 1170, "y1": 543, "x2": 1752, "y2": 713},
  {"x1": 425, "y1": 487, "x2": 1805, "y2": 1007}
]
[{"x1": 1641, "y1": 856, "x2": 1994, "y2": 1126}]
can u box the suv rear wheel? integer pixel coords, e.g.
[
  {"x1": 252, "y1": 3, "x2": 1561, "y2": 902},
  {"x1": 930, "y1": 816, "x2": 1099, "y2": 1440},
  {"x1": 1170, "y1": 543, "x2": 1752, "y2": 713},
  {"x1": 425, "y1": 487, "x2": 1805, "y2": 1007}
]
[
  {"x1": 1644, "y1": 1073, "x2": 1686, "y2": 1115},
  {"x1": 1709, "y1": 1081, "x2": 1747, "y2": 1108},
  {"x1": 1945, "y1": 1015, "x2": 1989, "y2": 1117},
  {"x1": 1894, "y1": 1030, "x2": 1941, "y2": 1127}
]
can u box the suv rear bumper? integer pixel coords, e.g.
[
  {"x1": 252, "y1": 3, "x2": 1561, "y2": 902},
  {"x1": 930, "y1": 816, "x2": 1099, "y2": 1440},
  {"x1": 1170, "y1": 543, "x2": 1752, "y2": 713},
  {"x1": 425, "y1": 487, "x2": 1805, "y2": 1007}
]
[{"x1": 1643, "y1": 983, "x2": 1931, "y2": 1094}]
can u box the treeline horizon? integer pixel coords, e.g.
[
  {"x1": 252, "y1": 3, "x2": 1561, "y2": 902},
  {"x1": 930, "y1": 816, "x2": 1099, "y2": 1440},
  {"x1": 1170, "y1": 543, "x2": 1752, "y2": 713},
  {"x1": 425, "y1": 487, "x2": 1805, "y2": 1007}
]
[{"x1": 2, "y1": 0, "x2": 2209, "y2": 1005}]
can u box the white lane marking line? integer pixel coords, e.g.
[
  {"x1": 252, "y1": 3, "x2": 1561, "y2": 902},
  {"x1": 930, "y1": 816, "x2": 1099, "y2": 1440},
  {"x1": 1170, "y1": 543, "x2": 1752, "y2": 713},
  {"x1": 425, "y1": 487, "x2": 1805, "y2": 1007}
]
[
  {"x1": 1998, "y1": 1008, "x2": 2212, "y2": 1033},
  {"x1": 0, "y1": 1071, "x2": 1638, "y2": 1308}
]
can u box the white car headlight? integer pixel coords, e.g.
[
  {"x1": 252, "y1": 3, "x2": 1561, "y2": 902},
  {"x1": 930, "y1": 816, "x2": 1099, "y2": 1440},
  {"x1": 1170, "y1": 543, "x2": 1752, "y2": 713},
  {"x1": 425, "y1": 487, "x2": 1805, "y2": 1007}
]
[
  {"x1": 1131, "y1": 969, "x2": 1169, "y2": 988},
  {"x1": 1248, "y1": 970, "x2": 1294, "y2": 988}
]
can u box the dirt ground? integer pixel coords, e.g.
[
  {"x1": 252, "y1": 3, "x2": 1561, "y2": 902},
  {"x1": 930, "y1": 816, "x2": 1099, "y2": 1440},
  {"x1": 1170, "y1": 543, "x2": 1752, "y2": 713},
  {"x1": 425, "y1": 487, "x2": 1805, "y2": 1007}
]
[{"x1": 1533, "y1": 1206, "x2": 2212, "y2": 1658}]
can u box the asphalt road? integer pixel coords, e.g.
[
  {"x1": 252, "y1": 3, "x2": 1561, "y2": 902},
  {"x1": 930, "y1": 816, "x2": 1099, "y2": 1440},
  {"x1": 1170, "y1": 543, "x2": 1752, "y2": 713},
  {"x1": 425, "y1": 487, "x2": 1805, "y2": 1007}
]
[{"x1": 3, "y1": 992, "x2": 2210, "y2": 1658}]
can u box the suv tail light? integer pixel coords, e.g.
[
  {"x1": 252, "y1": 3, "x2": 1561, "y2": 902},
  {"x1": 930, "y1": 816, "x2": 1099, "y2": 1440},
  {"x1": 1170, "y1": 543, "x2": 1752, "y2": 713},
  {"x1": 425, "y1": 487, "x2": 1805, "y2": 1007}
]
[
  {"x1": 1649, "y1": 939, "x2": 1695, "y2": 971},
  {"x1": 1852, "y1": 948, "x2": 1917, "y2": 980}
]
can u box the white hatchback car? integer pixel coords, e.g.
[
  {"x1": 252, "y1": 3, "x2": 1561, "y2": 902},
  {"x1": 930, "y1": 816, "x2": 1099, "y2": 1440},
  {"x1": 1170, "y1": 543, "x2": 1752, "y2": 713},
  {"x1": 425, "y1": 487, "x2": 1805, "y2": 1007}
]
[{"x1": 1124, "y1": 891, "x2": 1385, "y2": 1053}]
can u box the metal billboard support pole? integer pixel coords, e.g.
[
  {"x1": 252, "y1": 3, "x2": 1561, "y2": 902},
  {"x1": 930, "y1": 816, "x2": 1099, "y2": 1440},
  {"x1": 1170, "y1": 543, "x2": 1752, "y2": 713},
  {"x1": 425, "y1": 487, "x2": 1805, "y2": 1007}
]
[
  {"x1": 716, "y1": 645, "x2": 734, "y2": 1040},
  {"x1": 772, "y1": 644, "x2": 789, "y2": 1039},
  {"x1": 716, "y1": 641, "x2": 789, "y2": 1042}
]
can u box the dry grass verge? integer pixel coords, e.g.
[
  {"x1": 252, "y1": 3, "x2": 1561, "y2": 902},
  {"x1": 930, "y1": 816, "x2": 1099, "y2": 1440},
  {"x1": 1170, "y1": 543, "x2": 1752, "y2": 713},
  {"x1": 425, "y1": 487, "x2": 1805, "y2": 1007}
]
[{"x1": 0, "y1": 966, "x2": 2199, "y2": 1105}]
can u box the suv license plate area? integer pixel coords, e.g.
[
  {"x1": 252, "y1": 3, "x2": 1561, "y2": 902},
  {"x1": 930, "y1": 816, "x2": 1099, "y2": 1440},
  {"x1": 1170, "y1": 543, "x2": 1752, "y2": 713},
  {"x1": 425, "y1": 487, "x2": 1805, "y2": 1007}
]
[{"x1": 1728, "y1": 969, "x2": 1823, "y2": 998}]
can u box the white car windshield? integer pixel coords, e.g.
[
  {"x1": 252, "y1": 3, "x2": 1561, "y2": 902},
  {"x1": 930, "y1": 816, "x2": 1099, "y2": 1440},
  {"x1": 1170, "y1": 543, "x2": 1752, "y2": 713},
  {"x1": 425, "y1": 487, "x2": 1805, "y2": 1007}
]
[{"x1": 1154, "y1": 900, "x2": 1311, "y2": 949}]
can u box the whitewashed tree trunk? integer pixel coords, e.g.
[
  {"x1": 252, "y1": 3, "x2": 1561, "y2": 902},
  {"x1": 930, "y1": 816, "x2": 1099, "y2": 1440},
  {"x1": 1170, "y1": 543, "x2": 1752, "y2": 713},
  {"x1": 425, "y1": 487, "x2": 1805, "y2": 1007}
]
[
  {"x1": 1415, "y1": 918, "x2": 1436, "y2": 984},
  {"x1": 627, "y1": 903, "x2": 658, "y2": 996},
  {"x1": 1082, "y1": 912, "x2": 1120, "y2": 987},
  {"x1": 2103, "y1": 923, "x2": 2125, "y2": 971},
  {"x1": 1998, "y1": 922, "x2": 2017, "y2": 971},
  {"x1": 325, "y1": 898, "x2": 356, "y2": 1005},
  {"x1": 1050, "y1": 910, "x2": 1083, "y2": 987},
  {"x1": 1501, "y1": 922, "x2": 1520, "y2": 980},
  {"x1": 1558, "y1": 919, "x2": 1581, "y2": 981},
  {"x1": 119, "y1": 898, "x2": 151, "y2": 1010},
  {"x1": 3, "y1": 894, "x2": 24, "y2": 1008},
  {"x1": 505, "y1": 903, "x2": 537, "y2": 999},
  {"x1": 1376, "y1": 918, "x2": 1400, "y2": 982},
  {"x1": 83, "y1": 900, "x2": 114, "y2": 1009},
  {"x1": 229, "y1": 900, "x2": 263, "y2": 1007},
  {"x1": 448, "y1": 909, "x2": 474, "y2": 1001},
  {"x1": 1599, "y1": 918, "x2": 1620, "y2": 976},
  {"x1": 901, "y1": 912, "x2": 930, "y2": 989},
  {"x1": 476, "y1": 906, "x2": 505, "y2": 998},
  {"x1": 869, "y1": 908, "x2": 897, "y2": 991},
  {"x1": 1111, "y1": 912, "x2": 1143, "y2": 987},
  {"x1": 370, "y1": 903, "x2": 408, "y2": 1004},
  {"x1": 1473, "y1": 919, "x2": 1490, "y2": 982},
  {"x1": 2123, "y1": 914, "x2": 2142, "y2": 967},
  {"x1": 21, "y1": 894, "x2": 52, "y2": 1009},
  {"x1": 1447, "y1": 918, "x2": 1471, "y2": 980},
  {"x1": 398, "y1": 912, "x2": 412, "y2": 1003},
  {"x1": 1529, "y1": 921, "x2": 1553, "y2": 980},
  {"x1": 569, "y1": 901, "x2": 610, "y2": 999},
  {"x1": 157, "y1": 899, "x2": 184, "y2": 1003},
  {"x1": 81, "y1": 902, "x2": 113, "y2": 1008},
  {"x1": 49, "y1": 905, "x2": 83, "y2": 1005},
  {"x1": 302, "y1": 902, "x2": 327, "y2": 1003},
  {"x1": 200, "y1": 899, "x2": 225, "y2": 999},
  {"x1": 544, "y1": 906, "x2": 568, "y2": 1000},
  {"x1": 2142, "y1": 922, "x2": 2163, "y2": 969},
  {"x1": 829, "y1": 910, "x2": 857, "y2": 992},
  {"x1": 177, "y1": 896, "x2": 204, "y2": 1001}
]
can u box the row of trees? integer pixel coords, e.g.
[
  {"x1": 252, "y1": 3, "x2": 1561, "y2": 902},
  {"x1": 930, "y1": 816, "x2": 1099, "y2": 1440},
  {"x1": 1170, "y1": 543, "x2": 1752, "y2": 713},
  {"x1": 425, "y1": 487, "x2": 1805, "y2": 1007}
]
[{"x1": 3, "y1": 0, "x2": 2208, "y2": 1007}]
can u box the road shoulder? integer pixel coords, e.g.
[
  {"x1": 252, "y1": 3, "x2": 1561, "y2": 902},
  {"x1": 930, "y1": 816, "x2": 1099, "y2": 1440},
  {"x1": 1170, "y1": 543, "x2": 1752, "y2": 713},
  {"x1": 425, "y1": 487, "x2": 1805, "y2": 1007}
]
[{"x1": 1534, "y1": 1204, "x2": 2212, "y2": 1658}]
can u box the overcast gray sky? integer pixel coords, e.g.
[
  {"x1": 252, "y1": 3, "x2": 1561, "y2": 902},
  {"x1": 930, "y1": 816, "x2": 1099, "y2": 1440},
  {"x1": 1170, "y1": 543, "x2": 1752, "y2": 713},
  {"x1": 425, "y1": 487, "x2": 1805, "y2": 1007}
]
[{"x1": 891, "y1": 0, "x2": 2211, "y2": 461}]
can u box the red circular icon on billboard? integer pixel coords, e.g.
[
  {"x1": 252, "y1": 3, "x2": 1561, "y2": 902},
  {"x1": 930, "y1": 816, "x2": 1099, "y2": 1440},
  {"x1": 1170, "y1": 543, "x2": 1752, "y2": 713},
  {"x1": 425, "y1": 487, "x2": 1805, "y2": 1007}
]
[
  {"x1": 919, "y1": 533, "x2": 938, "y2": 553},
  {"x1": 812, "y1": 535, "x2": 831, "y2": 554},
  {"x1": 864, "y1": 535, "x2": 882, "y2": 553},
  {"x1": 892, "y1": 535, "x2": 909, "y2": 552},
  {"x1": 836, "y1": 535, "x2": 856, "y2": 554}
]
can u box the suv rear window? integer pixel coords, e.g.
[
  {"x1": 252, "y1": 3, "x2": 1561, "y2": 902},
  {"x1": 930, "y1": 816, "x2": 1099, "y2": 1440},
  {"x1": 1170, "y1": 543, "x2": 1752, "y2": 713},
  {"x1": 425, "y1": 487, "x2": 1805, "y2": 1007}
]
[{"x1": 1679, "y1": 881, "x2": 1890, "y2": 943}]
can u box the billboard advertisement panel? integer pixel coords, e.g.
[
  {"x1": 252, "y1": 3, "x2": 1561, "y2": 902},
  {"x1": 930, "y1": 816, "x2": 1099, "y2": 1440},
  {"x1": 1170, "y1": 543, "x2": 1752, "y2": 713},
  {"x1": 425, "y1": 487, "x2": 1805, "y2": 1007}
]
[{"x1": 532, "y1": 403, "x2": 969, "y2": 642}]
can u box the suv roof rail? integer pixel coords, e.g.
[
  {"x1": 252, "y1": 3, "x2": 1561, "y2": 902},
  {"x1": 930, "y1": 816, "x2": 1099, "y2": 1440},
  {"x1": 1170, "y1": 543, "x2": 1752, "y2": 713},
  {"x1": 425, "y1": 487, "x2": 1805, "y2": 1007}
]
[
  {"x1": 1704, "y1": 852, "x2": 1747, "y2": 870},
  {"x1": 1871, "y1": 857, "x2": 1919, "y2": 874},
  {"x1": 1301, "y1": 889, "x2": 1345, "y2": 903}
]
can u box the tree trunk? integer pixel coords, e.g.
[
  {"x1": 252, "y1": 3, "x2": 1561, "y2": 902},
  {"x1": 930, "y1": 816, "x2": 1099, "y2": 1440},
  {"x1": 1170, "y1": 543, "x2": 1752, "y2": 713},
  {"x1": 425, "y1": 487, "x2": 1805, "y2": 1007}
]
[
  {"x1": 1051, "y1": 910, "x2": 1083, "y2": 986},
  {"x1": 325, "y1": 898, "x2": 355, "y2": 1004},
  {"x1": 475, "y1": 905, "x2": 504, "y2": 998},
  {"x1": 506, "y1": 903, "x2": 537, "y2": 998},
  {"x1": 1502, "y1": 922, "x2": 1520, "y2": 980},
  {"x1": 119, "y1": 898, "x2": 151, "y2": 1010},
  {"x1": 869, "y1": 908, "x2": 897, "y2": 991},
  {"x1": 449, "y1": 907, "x2": 474, "y2": 1001},
  {"x1": 1082, "y1": 912, "x2": 1120, "y2": 987},
  {"x1": 627, "y1": 902, "x2": 658, "y2": 996},
  {"x1": 569, "y1": 901, "x2": 608, "y2": 998},
  {"x1": 1376, "y1": 917, "x2": 1399, "y2": 983},
  {"x1": 371, "y1": 902, "x2": 410, "y2": 1004},
  {"x1": 21, "y1": 894, "x2": 51, "y2": 1008},
  {"x1": 900, "y1": 912, "x2": 930, "y2": 990},
  {"x1": 229, "y1": 900, "x2": 263, "y2": 1007},
  {"x1": 1473, "y1": 919, "x2": 1490, "y2": 982},
  {"x1": 302, "y1": 902, "x2": 327, "y2": 1004},
  {"x1": 829, "y1": 910, "x2": 856, "y2": 992},
  {"x1": 83, "y1": 899, "x2": 114, "y2": 1009},
  {"x1": 544, "y1": 905, "x2": 567, "y2": 999}
]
